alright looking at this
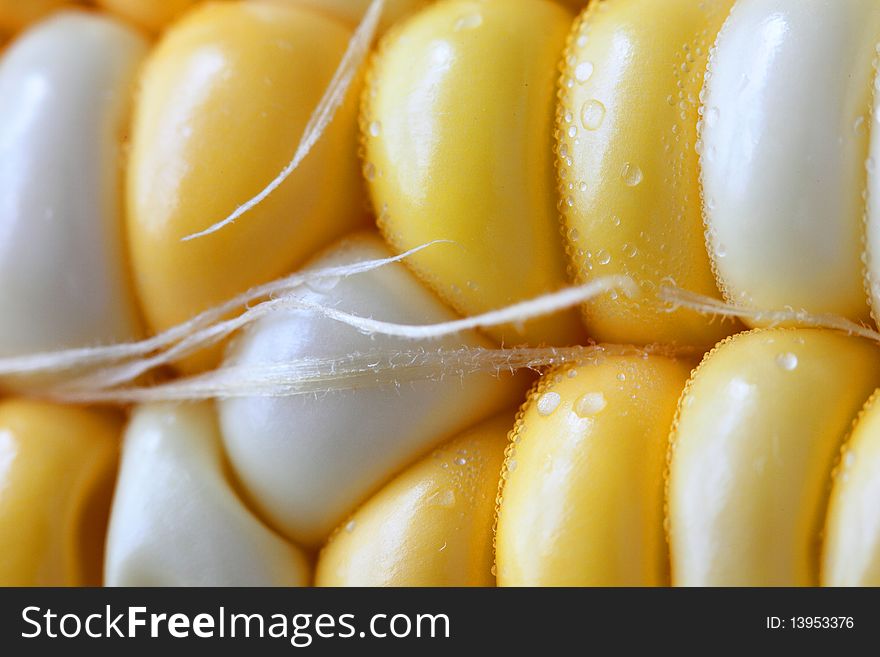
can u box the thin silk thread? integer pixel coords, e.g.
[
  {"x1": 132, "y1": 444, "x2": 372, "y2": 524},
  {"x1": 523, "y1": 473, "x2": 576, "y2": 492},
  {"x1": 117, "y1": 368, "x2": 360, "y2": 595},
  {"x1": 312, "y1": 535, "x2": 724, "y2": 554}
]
[{"x1": 181, "y1": 0, "x2": 386, "y2": 241}]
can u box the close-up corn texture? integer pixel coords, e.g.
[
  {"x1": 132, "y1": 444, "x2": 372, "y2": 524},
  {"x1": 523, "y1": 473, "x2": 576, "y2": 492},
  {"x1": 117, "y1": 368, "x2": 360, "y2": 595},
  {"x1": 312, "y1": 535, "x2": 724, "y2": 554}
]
[{"x1": 1, "y1": 0, "x2": 879, "y2": 588}]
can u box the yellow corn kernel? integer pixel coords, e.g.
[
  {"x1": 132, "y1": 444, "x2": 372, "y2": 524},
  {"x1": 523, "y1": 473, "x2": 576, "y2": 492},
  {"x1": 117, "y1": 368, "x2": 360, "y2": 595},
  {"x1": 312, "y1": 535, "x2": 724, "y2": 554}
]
[
  {"x1": 558, "y1": 0, "x2": 737, "y2": 348},
  {"x1": 669, "y1": 329, "x2": 880, "y2": 586},
  {"x1": 315, "y1": 412, "x2": 511, "y2": 586},
  {"x1": 496, "y1": 350, "x2": 693, "y2": 586},
  {"x1": 362, "y1": 0, "x2": 585, "y2": 346},
  {"x1": 126, "y1": 1, "x2": 367, "y2": 371},
  {"x1": 95, "y1": 0, "x2": 205, "y2": 32},
  {"x1": 0, "y1": 400, "x2": 120, "y2": 586},
  {"x1": 822, "y1": 390, "x2": 880, "y2": 586}
]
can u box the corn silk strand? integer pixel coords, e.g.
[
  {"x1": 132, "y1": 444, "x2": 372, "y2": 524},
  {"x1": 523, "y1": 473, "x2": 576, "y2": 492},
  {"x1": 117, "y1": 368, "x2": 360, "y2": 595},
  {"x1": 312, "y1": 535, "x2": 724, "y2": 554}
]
[
  {"x1": 659, "y1": 287, "x2": 880, "y2": 342},
  {"x1": 3, "y1": 0, "x2": 877, "y2": 402},
  {"x1": 181, "y1": 0, "x2": 387, "y2": 241}
]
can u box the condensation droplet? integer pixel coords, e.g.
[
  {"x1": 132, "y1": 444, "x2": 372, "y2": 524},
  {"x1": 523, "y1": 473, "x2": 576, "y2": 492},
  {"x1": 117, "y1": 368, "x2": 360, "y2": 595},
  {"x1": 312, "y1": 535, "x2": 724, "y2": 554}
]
[
  {"x1": 537, "y1": 392, "x2": 562, "y2": 416},
  {"x1": 621, "y1": 162, "x2": 643, "y2": 187},
  {"x1": 596, "y1": 249, "x2": 611, "y2": 265},
  {"x1": 507, "y1": 459, "x2": 518, "y2": 472},
  {"x1": 345, "y1": 520, "x2": 357, "y2": 533},
  {"x1": 854, "y1": 115, "x2": 867, "y2": 135},
  {"x1": 363, "y1": 162, "x2": 376, "y2": 181},
  {"x1": 574, "y1": 61, "x2": 594, "y2": 83},
  {"x1": 368, "y1": 121, "x2": 382, "y2": 137},
  {"x1": 429, "y1": 489, "x2": 457, "y2": 507},
  {"x1": 775, "y1": 352, "x2": 798, "y2": 371},
  {"x1": 454, "y1": 13, "x2": 483, "y2": 30},
  {"x1": 580, "y1": 100, "x2": 606, "y2": 130},
  {"x1": 574, "y1": 392, "x2": 607, "y2": 417}
]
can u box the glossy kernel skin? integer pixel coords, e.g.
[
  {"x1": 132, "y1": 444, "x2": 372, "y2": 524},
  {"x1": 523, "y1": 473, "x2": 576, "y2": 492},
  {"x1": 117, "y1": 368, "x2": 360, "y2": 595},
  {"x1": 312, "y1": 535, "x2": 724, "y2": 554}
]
[
  {"x1": 0, "y1": 12, "x2": 147, "y2": 360},
  {"x1": 96, "y1": 0, "x2": 207, "y2": 32},
  {"x1": 558, "y1": 0, "x2": 738, "y2": 348},
  {"x1": 218, "y1": 232, "x2": 526, "y2": 547},
  {"x1": 316, "y1": 412, "x2": 511, "y2": 587},
  {"x1": 0, "y1": 400, "x2": 120, "y2": 586},
  {"x1": 701, "y1": 0, "x2": 880, "y2": 323},
  {"x1": 496, "y1": 350, "x2": 693, "y2": 586},
  {"x1": 127, "y1": 1, "x2": 367, "y2": 370},
  {"x1": 363, "y1": 0, "x2": 585, "y2": 347},
  {"x1": 105, "y1": 403, "x2": 310, "y2": 586},
  {"x1": 669, "y1": 329, "x2": 880, "y2": 586},
  {"x1": 822, "y1": 391, "x2": 880, "y2": 586}
]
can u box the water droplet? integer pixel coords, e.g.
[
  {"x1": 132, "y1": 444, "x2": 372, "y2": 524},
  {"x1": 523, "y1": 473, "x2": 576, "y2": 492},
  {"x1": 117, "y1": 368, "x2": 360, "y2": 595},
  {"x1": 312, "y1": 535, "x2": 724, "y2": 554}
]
[
  {"x1": 466, "y1": 280, "x2": 479, "y2": 291},
  {"x1": 345, "y1": 520, "x2": 357, "y2": 533},
  {"x1": 363, "y1": 162, "x2": 376, "y2": 181},
  {"x1": 429, "y1": 489, "x2": 457, "y2": 507},
  {"x1": 454, "y1": 13, "x2": 482, "y2": 30},
  {"x1": 580, "y1": 100, "x2": 606, "y2": 130},
  {"x1": 617, "y1": 372, "x2": 626, "y2": 382},
  {"x1": 368, "y1": 121, "x2": 382, "y2": 137},
  {"x1": 537, "y1": 392, "x2": 562, "y2": 416},
  {"x1": 574, "y1": 392, "x2": 607, "y2": 417},
  {"x1": 574, "y1": 61, "x2": 594, "y2": 83},
  {"x1": 775, "y1": 352, "x2": 798, "y2": 371},
  {"x1": 454, "y1": 456, "x2": 467, "y2": 466},
  {"x1": 596, "y1": 249, "x2": 611, "y2": 265},
  {"x1": 623, "y1": 243, "x2": 638, "y2": 258},
  {"x1": 621, "y1": 162, "x2": 643, "y2": 187},
  {"x1": 578, "y1": 181, "x2": 588, "y2": 192},
  {"x1": 507, "y1": 459, "x2": 518, "y2": 472},
  {"x1": 567, "y1": 125, "x2": 577, "y2": 138},
  {"x1": 854, "y1": 115, "x2": 867, "y2": 135}
]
